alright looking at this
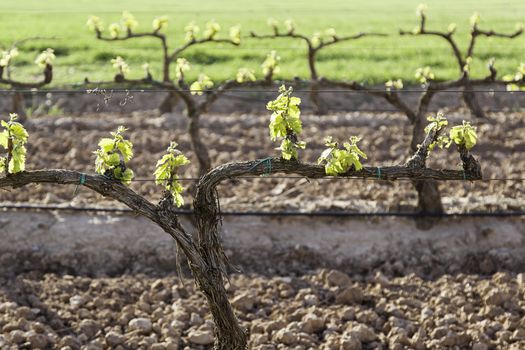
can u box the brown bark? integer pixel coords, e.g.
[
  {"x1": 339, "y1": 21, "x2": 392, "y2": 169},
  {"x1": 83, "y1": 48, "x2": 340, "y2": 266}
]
[
  {"x1": 11, "y1": 92, "x2": 27, "y2": 121},
  {"x1": 410, "y1": 108, "x2": 444, "y2": 223},
  {"x1": 195, "y1": 268, "x2": 248, "y2": 350},
  {"x1": 412, "y1": 179, "x2": 442, "y2": 228},
  {"x1": 158, "y1": 92, "x2": 180, "y2": 114},
  {"x1": 309, "y1": 80, "x2": 327, "y2": 115},
  {"x1": 188, "y1": 110, "x2": 212, "y2": 177},
  {"x1": 462, "y1": 85, "x2": 487, "y2": 119}
]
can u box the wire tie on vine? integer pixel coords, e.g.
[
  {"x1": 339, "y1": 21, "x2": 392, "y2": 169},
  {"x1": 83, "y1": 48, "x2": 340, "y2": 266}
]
[
  {"x1": 72, "y1": 173, "x2": 87, "y2": 197},
  {"x1": 249, "y1": 157, "x2": 273, "y2": 176},
  {"x1": 463, "y1": 171, "x2": 467, "y2": 181},
  {"x1": 376, "y1": 167, "x2": 382, "y2": 180}
]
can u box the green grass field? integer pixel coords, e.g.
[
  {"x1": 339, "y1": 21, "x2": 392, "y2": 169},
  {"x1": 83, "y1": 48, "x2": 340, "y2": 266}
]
[{"x1": 0, "y1": 0, "x2": 524, "y2": 86}]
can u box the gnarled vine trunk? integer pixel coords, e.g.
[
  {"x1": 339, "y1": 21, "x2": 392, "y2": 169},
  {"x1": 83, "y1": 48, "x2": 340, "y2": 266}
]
[
  {"x1": 188, "y1": 110, "x2": 212, "y2": 176},
  {"x1": 307, "y1": 50, "x2": 327, "y2": 115},
  {"x1": 462, "y1": 85, "x2": 487, "y2": 119},
  {"x1": 194, "y1": 265, "x2": 248, "y2": 349},
  {"x1": 163, "y1": 223, "x2": 247, "y2": 350},
  {"x1": 159, "y1": 91, "x2": 180, "y2": 114},
  {"x1": 12, "y1": 92, "x2": 27, "y2": 122},
  {"x1": 410, "y1": 113, "x2": 444, "y2": 227},
  {"x1": 309, "y1": 80, "x2": 327, "y2": 115}
]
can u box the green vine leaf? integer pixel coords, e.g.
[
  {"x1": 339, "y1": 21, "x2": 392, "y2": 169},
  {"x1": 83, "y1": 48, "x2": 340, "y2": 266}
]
[
  {"x1": 236, "y1": 68, "x2": 256, "y2": 83},
  {"x1": 0, "y1": 113, "x2": 29, "y2": 174},
  {"x1": 93, "y1": 126, "x2": 134, "y2": 185},
  {"x1": 415, "y1": 66, "x2": 434, "y2": 85},
  {"x1": 504, "y1": 63, "x2": 525, "y2": 91},
  {"x1": 318, "y1": 136, "x2": 367, "y2": 176},
  {"x1": 267, "y1": 86, "x2": 302, "y2": 140},
  {"x1": 184, "y1": 22, "x2": 199, "y2": 42},
  {"x1": 34, "y1": 48, "x2": 55, "y2": 68},
  {"x1": 450, "y1": 121, "x2": 478, "y2": 150},
  {"x1": 424, "y1": 112, "x2": 448, "y2": 134},
  {"x1": 175, "y1": 58, "x2": 190, "y2": 80},
  {"x1": 109, "y1": 23, "x2": 121, "y2": 38},
  {"x1": 425, "y1": 113, "x2": 450, "y2": 151},
  {"x1": 385, "y1": 79, "x2": 403, "y2": 92},
  {"x1": 423, "y1": 114, "x2": 478, "y2": 154},
  {"x1": 87, "y1": 16, "x2": 104, "y2": 33},
  {"x1": 121, "y1": 11, "x2": 138, "y2": 32},
  {"x1": 154, "y1": 142, "x2": 190, "y2": 207},
  {"x1": 152, "y1": 16, "x2": 168, "y2": 32},
  {"x1": 267, "y1": 18, "x2": 279, "y2": 31},
  {"x1": 267, "y1": 85, "x2": 306, "y2": 160},
  {"x1": 111, "y1": 56, "x2": 130, "y2": 75},
  {"x1": 204, "y1": 20, "x2": 221, "y2": 39},
  {"x1": 229, "y1": 25, "x2": 241, "y2": 44},
  {"x1": 262, "y1": 50, "x2": 280, "y2": 77},
  {"x1": 190, "y1": 74, "x2": 214, "y2": 95},
  {"x1": 0, "y1": 48, "x2": 19, "y2": 68}
]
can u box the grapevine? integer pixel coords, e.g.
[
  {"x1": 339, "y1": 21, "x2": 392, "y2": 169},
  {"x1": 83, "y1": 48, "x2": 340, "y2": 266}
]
[
  {"x1": 0, "y1": 47, "x2": 55, "y2": 80},
  {"x1": 400, "y1": 3, "x2": 524, "y2": 119},
  {"x1": 87, "y1": 12, "x2": 241, "y2": 83},
  {"x1": 311, "y1": 5, "x2": 523, "y2": 216},
  {"x1": 251, "y1": 20, "x2": 385, "y2": 113},
  {"x1": 0, "y1": 46, "x2": 55, "y2": 119},
  {"x1": 80, "y1": 6, "x2": 524, "y2": 217},
  {"x1": 91, "y1": 48, "x2": 279, "y2": 176},
  {"x1": 85, "y1": 12, "x2": 280, "y2": 178}
]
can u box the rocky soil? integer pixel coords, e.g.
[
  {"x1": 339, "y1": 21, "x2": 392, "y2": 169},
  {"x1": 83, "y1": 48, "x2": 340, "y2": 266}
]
[{"x1": 0, "y1": 270, "x2": 524, "y2": 350}]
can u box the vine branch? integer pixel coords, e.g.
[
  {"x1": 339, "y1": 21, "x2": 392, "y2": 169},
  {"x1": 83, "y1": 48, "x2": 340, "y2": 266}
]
[
  {"x1": 0, "y1": 64, "x2": 52, "y2": 88},
  {"x1": 250, "y1": 29, "x2": 385, "y2": 80},
  {"x1": 95, "y1": 29, "x2": 238, "y2": 82}
]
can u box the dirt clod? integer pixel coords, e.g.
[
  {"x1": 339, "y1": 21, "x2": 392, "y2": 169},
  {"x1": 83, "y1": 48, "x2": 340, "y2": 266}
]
[{"x1": 0, "y1": 271, "x2": 524, "y2": 348}]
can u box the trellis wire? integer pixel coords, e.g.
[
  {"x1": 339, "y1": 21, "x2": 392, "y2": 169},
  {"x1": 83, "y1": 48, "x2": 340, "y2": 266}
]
[
  {"x1": 1, "y1": 204, "x2": 524, "y2": 218},
  {"x1": 4, "y1": 176, "x2": 518, "y2": 183},
  {"x1": 0, "y1": 89, "x2": 524, "y2": 94}
]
